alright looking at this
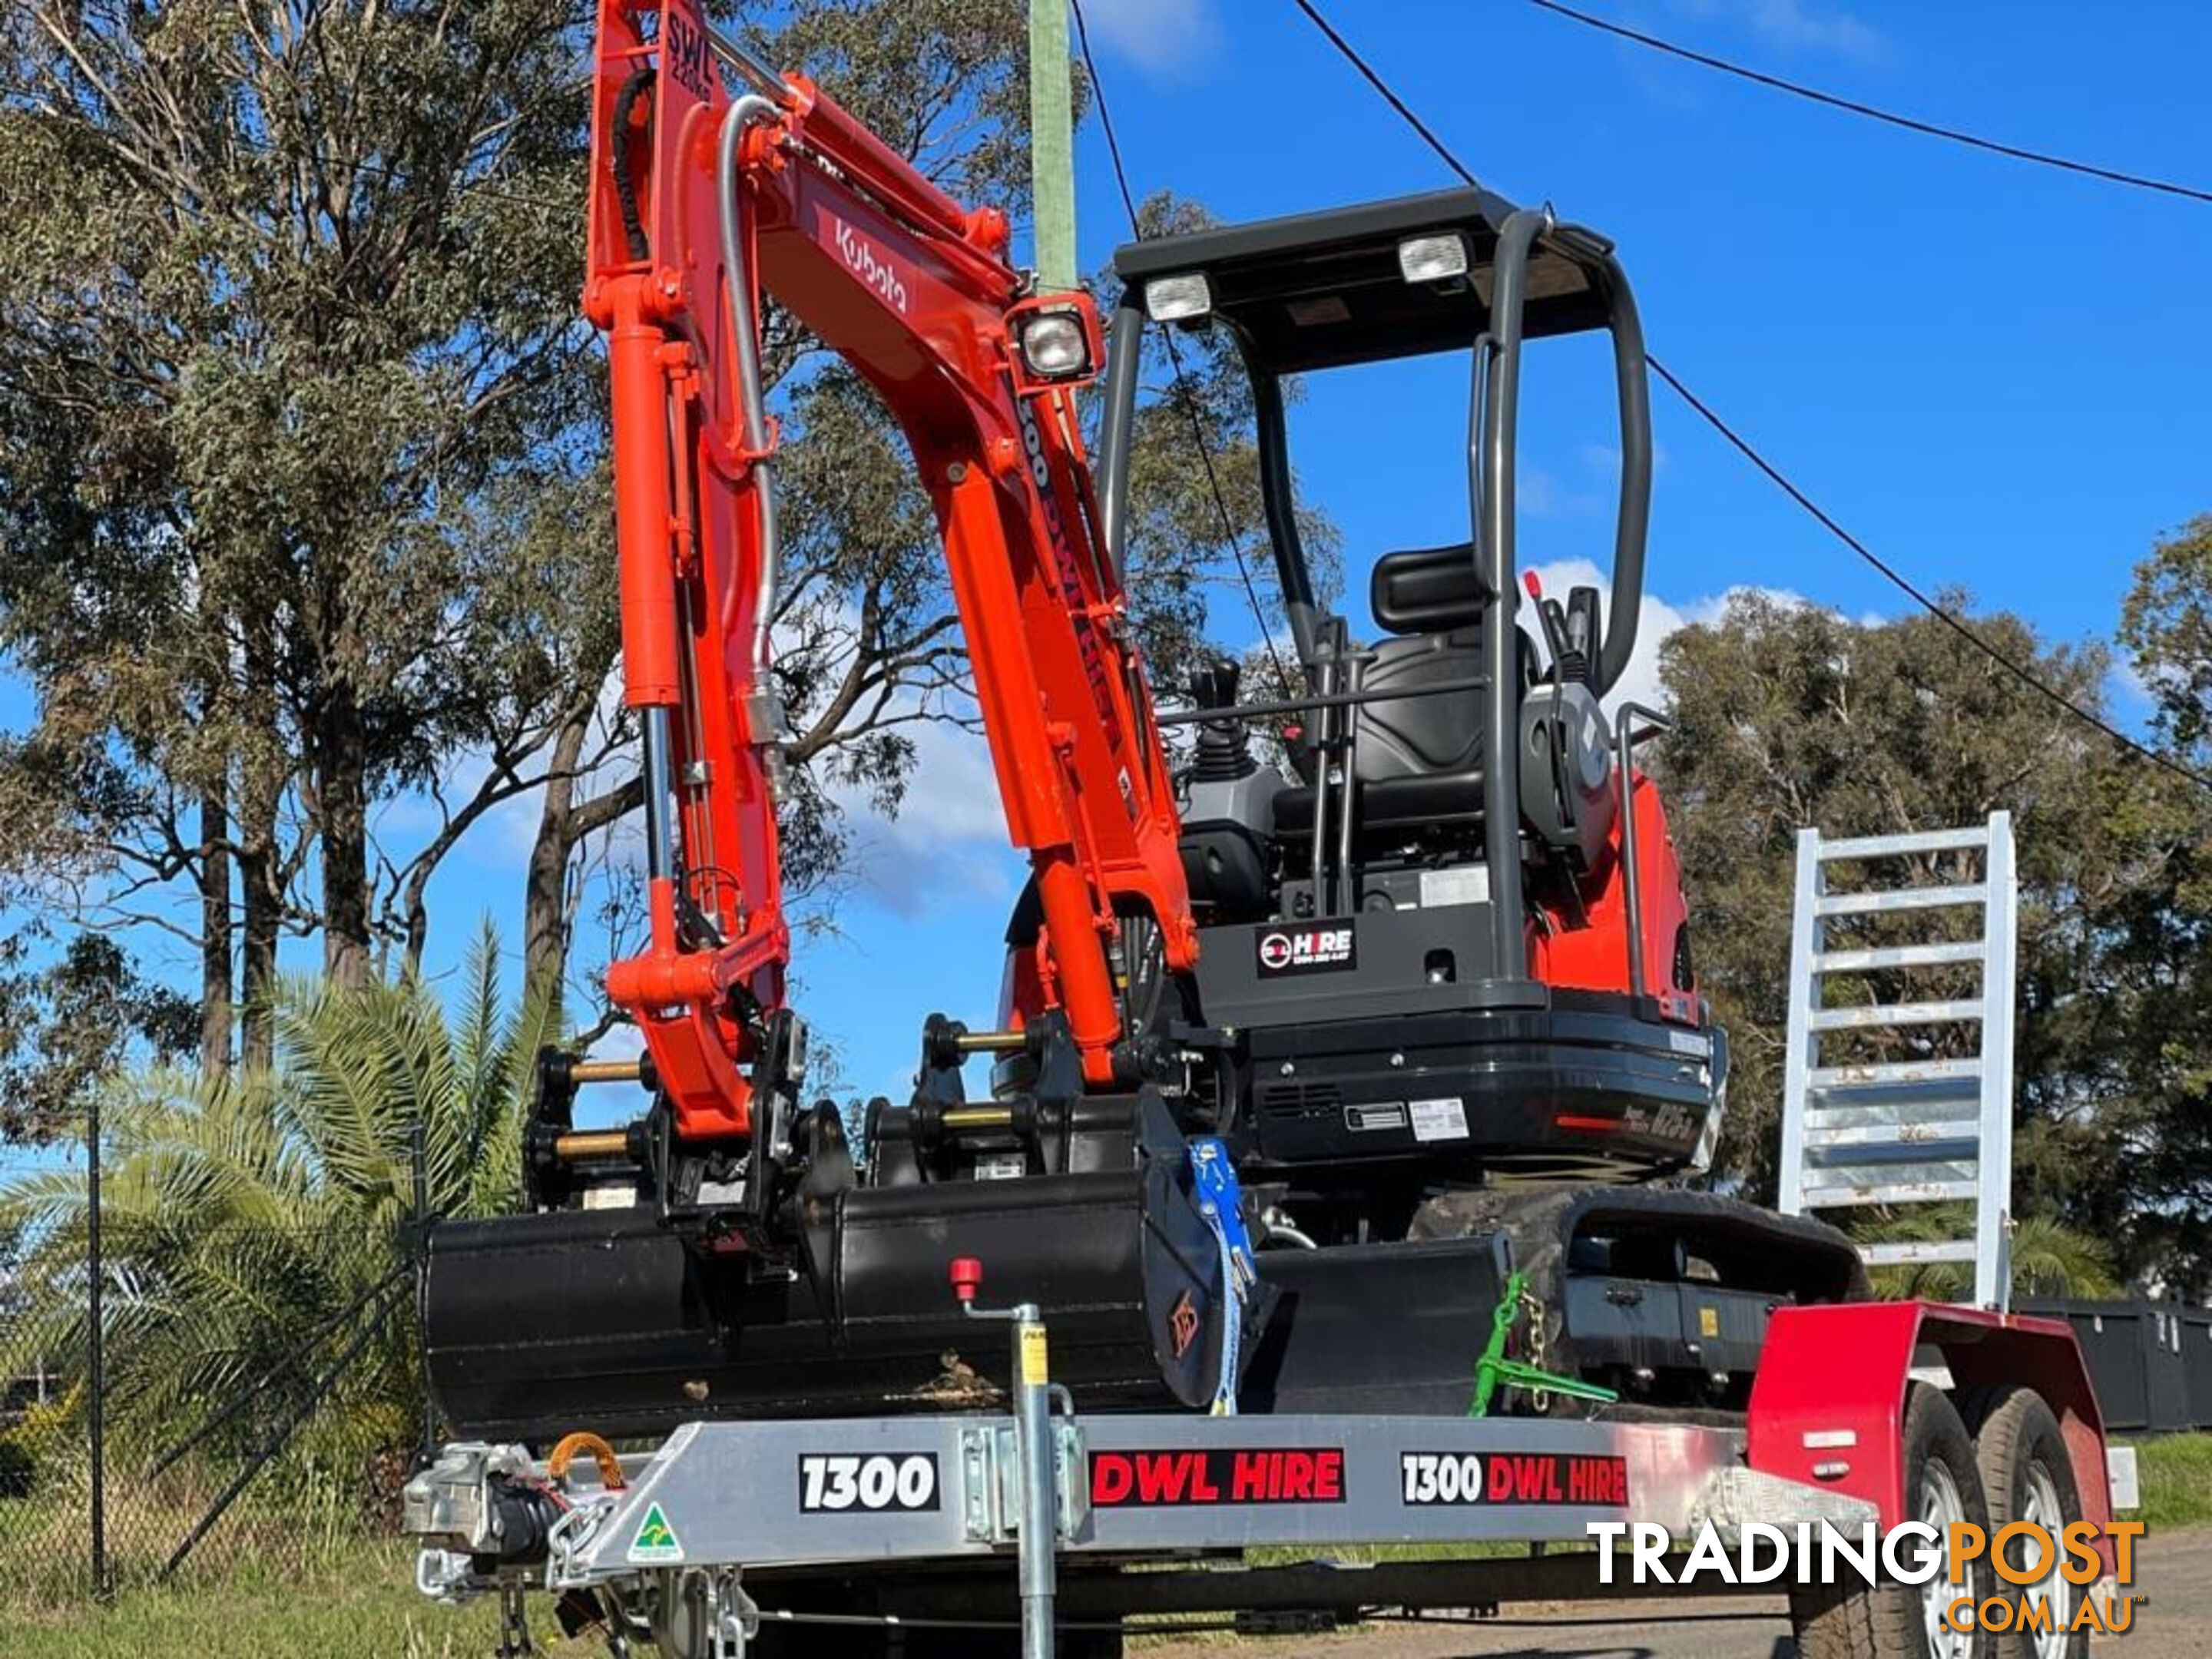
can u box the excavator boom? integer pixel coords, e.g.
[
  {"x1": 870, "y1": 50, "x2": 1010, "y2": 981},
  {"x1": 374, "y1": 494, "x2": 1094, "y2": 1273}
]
[{"x1": 585, "y1": 0, "x2": 1192, "y2": 1146}]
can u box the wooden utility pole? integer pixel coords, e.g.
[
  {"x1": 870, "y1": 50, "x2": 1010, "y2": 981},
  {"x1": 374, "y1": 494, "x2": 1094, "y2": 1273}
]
[{"x1": 1028, "y1": 0, "x2": 1078, "y2": 293}]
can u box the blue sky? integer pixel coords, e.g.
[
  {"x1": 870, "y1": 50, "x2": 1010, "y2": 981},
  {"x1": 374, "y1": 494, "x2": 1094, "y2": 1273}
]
[{"x1": 6, "y1": 0, "x2": 2208, "y2": 1130}]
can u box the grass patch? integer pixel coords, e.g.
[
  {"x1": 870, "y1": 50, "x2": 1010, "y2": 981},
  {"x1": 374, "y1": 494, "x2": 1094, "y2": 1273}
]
[
  {"x1": 1, "y1": 1465, "x2": 374, "y2": 1608},
  {"x1": 2129, "y1": 1432, "x2": 2212, "y2": 1532},
  {"x1": 5, "y1": 1545, "x2": 598, "y2": 1659}
]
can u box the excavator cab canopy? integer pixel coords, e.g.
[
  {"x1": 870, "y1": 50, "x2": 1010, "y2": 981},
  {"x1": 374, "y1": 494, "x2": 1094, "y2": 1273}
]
[
  {"x1": 1096, "y1": 184, "x2": 1651, "y2": 709},
  {"x1": 1110, "y1": 187, "x2": 1612, "y2": 374},
  {"x1": 1095, "y1": 185, "x2": 1682, "y2": 1134}
]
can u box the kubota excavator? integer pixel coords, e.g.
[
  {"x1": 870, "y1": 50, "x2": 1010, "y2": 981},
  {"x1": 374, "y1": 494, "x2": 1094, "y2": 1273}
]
[{"x1": 421, "y1": 0, "x2": 1863, "y2": 1445}]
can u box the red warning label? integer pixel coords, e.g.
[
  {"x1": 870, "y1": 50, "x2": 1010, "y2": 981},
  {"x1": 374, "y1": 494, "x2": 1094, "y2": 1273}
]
[{"x1": 1090, "y1": 1448, "x2": 1346, "y2": 1507}]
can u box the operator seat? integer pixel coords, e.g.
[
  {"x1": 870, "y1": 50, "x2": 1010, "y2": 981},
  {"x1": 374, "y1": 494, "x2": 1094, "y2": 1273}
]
[{"x1": 1273, "y1": 545, "x2": 1532, "y2": 852}]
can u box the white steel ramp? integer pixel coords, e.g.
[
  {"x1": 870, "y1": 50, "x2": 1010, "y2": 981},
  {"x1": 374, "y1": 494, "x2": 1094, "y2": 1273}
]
[{"x1": 1777, "y1": 813, "x2": 2018, "y2": 1310}]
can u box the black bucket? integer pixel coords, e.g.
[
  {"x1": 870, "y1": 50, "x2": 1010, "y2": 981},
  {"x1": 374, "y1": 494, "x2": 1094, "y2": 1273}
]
[{"x1": 426, "y1": 1104, "x2": 1267, "y2": 1442}]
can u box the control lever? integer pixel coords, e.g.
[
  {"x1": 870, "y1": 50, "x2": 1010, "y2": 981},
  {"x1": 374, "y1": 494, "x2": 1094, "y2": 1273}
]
[
  {"x1": 1189, "y1": 658, "x2": 1240, "y2": 717},
  {"x1": 1564, "y1": 585, "x2": 1603, "y2": 689},
  {"x1": 1522, "y1": 571, "x2": 1571, "y2": 680},
  {"x1": 1522, "y1": 573, "x2": 1578, "y2": 832}
]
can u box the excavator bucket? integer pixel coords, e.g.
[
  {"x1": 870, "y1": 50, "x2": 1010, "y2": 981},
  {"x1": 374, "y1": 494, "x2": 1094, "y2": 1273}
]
[
  {"x1": 424, "y1": 1164, "x2": 1865, "y2": 1442},
  {"x1": 425, "y1": 1100, "x2": 1274, "y2": 1442}
]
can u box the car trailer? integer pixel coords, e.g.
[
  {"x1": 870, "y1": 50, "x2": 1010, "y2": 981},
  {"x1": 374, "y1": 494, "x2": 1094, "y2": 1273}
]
[{"x1": 403, "y1": 1263, "x2": 2127, "y2": 1659}]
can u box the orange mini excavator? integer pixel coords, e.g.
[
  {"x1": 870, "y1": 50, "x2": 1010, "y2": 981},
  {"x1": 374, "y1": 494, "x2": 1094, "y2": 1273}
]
[{"x1": 421, "y1": 0, "x2": 1861, "y2": 1443}]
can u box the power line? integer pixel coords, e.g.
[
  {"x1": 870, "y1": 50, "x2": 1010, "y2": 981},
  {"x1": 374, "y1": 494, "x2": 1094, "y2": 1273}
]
[
  {"x1": 1068, "y1": 0, "x2": 1293, "y2": 690},
  {"x1": 1281, "y1": 0, "x2": 2212, "y2": 793},
  {"x1": 1286, "y1": 0, "x2": 1480, "y2": 191},
  {"x1": 1527, "y1": 0, "x2": 2212, "y2": 208},
  {"x1": 1645, "y1": 359, "x2": 2212, "y2": 790}
]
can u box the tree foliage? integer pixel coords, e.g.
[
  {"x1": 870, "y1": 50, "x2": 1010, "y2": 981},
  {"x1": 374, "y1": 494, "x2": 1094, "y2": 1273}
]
[
  {"x1": 0, "y1": 926, "x2": 550, "y2": 1461},
  {"x1": 0, "y1": 0, "x2": 604, "y2": 1052},
  {"x1": 0, "y1": 2, "x2": 1300, "y2": 1090},
  {"x1": 1858, "y1": 1211, "x2": 2121, "y2": 1303},
  {"x1": 1657, "y1": 591, "x2": 2212, "y2": 1293},
  {"x1": 2124, "y1": 514, "x2": 2212, "y2": 760},
  {"x1": 2114, "y1": 514, "x2": 2212, "y2": 1293},
  {"x1": 0, "y1": 929, "x2": 196, "y2": 1144}
]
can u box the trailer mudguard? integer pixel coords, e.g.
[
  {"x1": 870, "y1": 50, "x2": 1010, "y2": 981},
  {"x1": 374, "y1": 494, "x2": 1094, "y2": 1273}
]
[{"x1": 1747, "y1": 1301, "x2": 2117, "y2": 1567}]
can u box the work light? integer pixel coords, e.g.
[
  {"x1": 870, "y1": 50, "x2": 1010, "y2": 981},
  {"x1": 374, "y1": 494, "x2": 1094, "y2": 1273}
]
[
  {"x1": 1397, "y1": 232, "x2": 1470, "y2": 284},
  {"x1": 1016, "y1": 306, "x2": 1092, "y2": 380},
  {"x1": 1144, "y1": 273, "x2": 1213, "y2": 323}
]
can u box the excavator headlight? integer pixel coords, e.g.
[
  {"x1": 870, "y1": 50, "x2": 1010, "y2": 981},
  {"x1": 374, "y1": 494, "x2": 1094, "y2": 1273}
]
[
  {"x1": 1143, "y1": 273, "x2": 1213, "y2": 323},
  {"x1": 1398, "y1": 232, "x2": 1470, "y2": 285},
  {"x1": 1016, "y1": 306, "x2": 1092, "y2": 380}
]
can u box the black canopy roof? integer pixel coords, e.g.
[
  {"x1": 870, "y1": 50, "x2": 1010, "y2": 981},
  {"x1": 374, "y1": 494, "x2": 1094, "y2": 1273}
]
[{"x1": 1111, "y1": 187, "x2": 1614, "y2": 374}]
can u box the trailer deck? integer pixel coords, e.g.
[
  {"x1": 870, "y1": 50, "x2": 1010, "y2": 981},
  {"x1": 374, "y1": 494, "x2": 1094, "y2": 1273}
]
[
  {"x1": 408, "y1": 1407, "x2": 1874, "y2": 1657},
  {"x1": 405, "y1": 1290, "x2": 2130, "y2": 1657}
]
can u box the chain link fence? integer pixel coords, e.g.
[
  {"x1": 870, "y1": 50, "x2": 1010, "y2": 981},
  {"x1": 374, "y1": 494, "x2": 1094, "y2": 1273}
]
[{"x1": 2, "y1": 1207, "x2": 430, "y2": 1608}]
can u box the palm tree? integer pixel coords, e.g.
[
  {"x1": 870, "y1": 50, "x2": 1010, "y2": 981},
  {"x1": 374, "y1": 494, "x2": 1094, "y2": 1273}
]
[
  {"x1": 0, "y1": 923, "x2": 553, "y2": 1472},
  {"x1": 1857, "y1": 1208, "x2": 2123, "y2": 1303}
]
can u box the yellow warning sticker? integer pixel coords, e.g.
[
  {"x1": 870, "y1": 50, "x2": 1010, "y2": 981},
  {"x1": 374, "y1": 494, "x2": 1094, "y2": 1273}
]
[
  {"x1": 1698, "y1": 1306, "x2": 1720, "y2": 1339},
  {"x1": 1019, "y1": 1323, "x2": 1050, "y2": 1387}
]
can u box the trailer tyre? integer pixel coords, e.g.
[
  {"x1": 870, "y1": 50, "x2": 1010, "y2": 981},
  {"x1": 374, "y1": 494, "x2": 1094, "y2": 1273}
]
[
  {"x1": 1963, "y1": 1387, "x2": 2088, "y2": 1659},
  {"x1": 1789, "y1": 1383, "x2": 1995, "y2": 1659}
]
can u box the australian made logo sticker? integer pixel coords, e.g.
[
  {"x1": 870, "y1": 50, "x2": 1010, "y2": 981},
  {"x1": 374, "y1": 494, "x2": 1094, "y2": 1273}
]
[
  {"x1": 627, "y1": 1500, "x2": 684, "y2": 1564},
  {"x1": 1255, "y1": 924, "x2": 1356, "y2": 976}
]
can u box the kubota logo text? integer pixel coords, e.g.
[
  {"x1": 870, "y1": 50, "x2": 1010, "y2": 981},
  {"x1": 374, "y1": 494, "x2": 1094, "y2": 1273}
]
[{"x1": 833, "y1": 217, "x2": 909, "y2": 313}]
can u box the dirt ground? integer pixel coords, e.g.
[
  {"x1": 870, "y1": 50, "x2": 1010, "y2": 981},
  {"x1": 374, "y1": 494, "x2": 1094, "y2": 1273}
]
[{"x1": 1147, "y1": 1525, "x2": 2210, "y2": 1657}]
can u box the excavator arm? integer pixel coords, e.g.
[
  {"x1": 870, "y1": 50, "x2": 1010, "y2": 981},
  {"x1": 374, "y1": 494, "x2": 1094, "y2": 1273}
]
[{"x1": 584, "y1": 0, "x2": 1195, "y2": 1147}]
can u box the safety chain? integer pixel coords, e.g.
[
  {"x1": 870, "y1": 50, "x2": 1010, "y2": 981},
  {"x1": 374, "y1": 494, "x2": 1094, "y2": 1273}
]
[
  {"x1": 496, "y1": 1580, "x2": 536, "y2": 1657},
  {"x1": 1522, "y1": 1283, "x2": 1551, "y2": 1414}
]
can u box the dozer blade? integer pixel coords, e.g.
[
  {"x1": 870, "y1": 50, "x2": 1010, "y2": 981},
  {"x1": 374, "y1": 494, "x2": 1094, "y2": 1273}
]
[{"x1": 426, "y1": 1145, "x2": 1270, "y2": 1443}]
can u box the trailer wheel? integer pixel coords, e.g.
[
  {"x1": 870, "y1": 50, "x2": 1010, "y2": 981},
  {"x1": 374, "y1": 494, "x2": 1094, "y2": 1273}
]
[
  {"x1": 1962, "y1": 1387, "x2": 2088, "y2": 1659},
  {"x1": 1790, "y1": 1383, "x2": 1994, "y2": 1659}
]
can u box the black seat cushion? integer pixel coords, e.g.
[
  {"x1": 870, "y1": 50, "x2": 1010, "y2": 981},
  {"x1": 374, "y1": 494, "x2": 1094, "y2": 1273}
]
[
  {"x1": 1371, "y1": 544, "x2": 1488, "y2": 634},
  {"x1": 1273, "y1": 621, "x2": 1544, "y2": 849},
  {"x1": 1354, "y1": 629, "x2": 1483, "y2": 783},
  {"x1": 1273, "y1": 628, "x2": 1490, "y2": 843}
]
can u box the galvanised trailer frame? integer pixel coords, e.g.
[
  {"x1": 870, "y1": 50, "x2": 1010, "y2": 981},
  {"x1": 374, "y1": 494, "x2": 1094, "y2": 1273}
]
[{"x1": 403, "y1": 1297, "x2": 2120, "y2": 1659}]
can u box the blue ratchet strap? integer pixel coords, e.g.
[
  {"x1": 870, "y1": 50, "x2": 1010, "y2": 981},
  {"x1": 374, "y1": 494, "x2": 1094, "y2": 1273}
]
[{"x1": 1186, "y1": 1137, "x2": 1255, "y2": 1416}]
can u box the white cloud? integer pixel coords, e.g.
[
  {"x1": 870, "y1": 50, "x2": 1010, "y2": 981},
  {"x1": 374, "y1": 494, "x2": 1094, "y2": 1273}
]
[
  {"x1": 830, "y1": 717, "x2": 1021, "y2": 919},
  {"x1": 1519, "y1": 466, "x2": 1603, "y2": 522},
  {"x1": 584, "y1": 1019, "x2": 647, "y2": 1065},
  {"x1": 1672, "y1": 0, "x2": 1886, "y2": 64},
  {"x1": 1075, "y1": 0, "x2": 1221, "y2": 79},
  {"x1": 2105, "y1": 657, "x2": 2155, "y2": 714},
  {"x1": 1516, "y1": 558, "x2": 1813, "y2": 714}
]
